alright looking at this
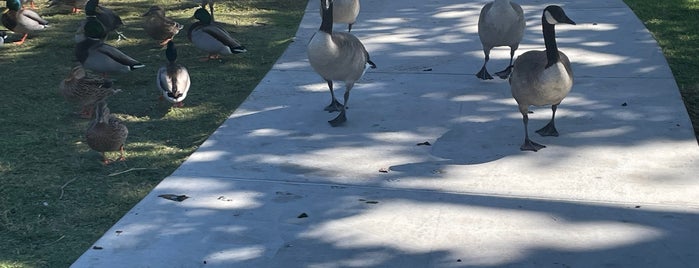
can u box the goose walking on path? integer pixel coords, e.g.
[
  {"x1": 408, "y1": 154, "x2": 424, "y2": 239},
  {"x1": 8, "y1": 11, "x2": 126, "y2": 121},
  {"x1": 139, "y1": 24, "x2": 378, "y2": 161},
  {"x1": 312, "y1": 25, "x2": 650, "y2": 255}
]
[
  {"x1": 323, "y1": 0, "x2": 359, "y2": 32},
  {"x1": 476, "y1": 0, "x2": 524, "y2": 80},
  {"x1": 509, "y1": 5, "x2": 575, "y2": 151},
  {"x1": 308, "y1": 0, "x2": 376, "y2": 127}
]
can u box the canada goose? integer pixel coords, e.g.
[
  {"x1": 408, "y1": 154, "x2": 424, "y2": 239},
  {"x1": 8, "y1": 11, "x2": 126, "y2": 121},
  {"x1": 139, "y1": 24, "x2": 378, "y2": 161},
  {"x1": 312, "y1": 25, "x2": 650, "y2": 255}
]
[
  {"x1": 509, "y1": 5, "x2": 575, "y2": 151},
  {"x1": 476, "y1": 0, "x2": 524, "y2": 80},
  {"x1": 320, "y1": 0, "x2": 359, "y2": 32},
  {"x1": 75, "y1": 17, "x2": 144, "y2": 75},
  {"x1": 157, "y1": 41, "x2": 191, "y2": 107},
  {"x1": 0, "y1": 30, "x2": 6, "y2": 45},
  {"x1": 86, "y1": 101, "x2": 128, "y2": 164},
  {"x1": 308, "y1": 0, "x2": 376, "y2": 127},
  {"x1": 1, "y1": 0, "x2": 49, "y2": 45}
]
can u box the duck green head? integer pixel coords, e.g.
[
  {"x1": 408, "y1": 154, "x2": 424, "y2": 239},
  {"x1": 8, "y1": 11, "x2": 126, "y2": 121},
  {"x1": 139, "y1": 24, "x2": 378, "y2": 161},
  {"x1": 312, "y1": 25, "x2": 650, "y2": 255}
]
[
  {"x1": 194, "y1": 7, "x2": 212, "y2": 24},
  {"x1": 6, "y1": 0, "x2": 21, "y2": 11},
  {"x1": 85, "y1": 0, "x2": 98, "y2": 16},
  {"x1": 84, "y1": 17, "x2": 106, "y2": 39},
  {"x1": 165, "y1": 40, "x2": 177, "y2": 62}
]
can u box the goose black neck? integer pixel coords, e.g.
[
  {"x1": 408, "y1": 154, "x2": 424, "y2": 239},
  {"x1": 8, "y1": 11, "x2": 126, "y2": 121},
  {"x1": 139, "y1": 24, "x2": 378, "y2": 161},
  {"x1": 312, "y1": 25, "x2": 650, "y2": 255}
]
[
  {"x1": 542, "y1": 20, "x2": 560, "y2": 68},
  {"x1": 319, "y1": 0, "x2": 333, "y2": 34}
]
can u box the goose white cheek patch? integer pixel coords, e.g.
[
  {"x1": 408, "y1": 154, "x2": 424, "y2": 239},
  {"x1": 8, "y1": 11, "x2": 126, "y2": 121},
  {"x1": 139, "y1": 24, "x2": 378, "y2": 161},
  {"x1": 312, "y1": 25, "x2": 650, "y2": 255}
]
[{"x1": 544, "y1": 11, "x2": 558, "y2": 24}]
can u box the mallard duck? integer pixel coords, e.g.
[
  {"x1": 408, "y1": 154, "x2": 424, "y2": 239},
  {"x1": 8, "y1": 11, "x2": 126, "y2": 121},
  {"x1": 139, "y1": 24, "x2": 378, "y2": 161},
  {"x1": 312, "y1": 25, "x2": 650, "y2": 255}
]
[
  {"x1": 187, "y1": 7, "x2": 246, "y2": 61},
  {"x1": 308, "y1": 0, "x2": 376, "y2": 126},
  {"x1": 157, "y1": 41, "x2": 190, "y2": 107},
  {"x1": 48, "y1": 0, "x2": 88, "y2": 13},
  {"x1": 192, "y1": 0, "x2": 214, "y2": 21},
  {"x1": 59, "y1": 65, "x2": 121, "y2": 118},
  {"x1": 476, "y1": 0, "x2": 525, "y2": 80},
  {"x1": 75, "y1": 17, "x2": 145, "y2": 75},
  {"x1": 1, "y1": 0, "x2": 49, "y2": 45},
  {"x1": 0, "y1": 30, "x2": 7, "y2": 45},
  {"x1": 510, "y1": 5, "x2": 575, "y2": 151},
  {"x1": 142, "y1": 6, "x2": 183, "y2": 47},
  {"x1": 82, "y1": 0, "x2": 125, "y2": 41},
  {"x1": 86, "y1": 101, "x2": 128, "y2": 164}
]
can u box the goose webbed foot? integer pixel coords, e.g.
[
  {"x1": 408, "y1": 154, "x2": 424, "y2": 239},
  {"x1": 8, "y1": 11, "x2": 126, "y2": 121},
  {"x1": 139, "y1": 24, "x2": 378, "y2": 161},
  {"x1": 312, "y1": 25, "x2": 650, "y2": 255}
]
[
  {"x1": 536, "y1": 121, "x2": 559, "y2": 137},
  {"x1": 324, "y1": 98, "x2": 344, "y2": 112},
  {"x1": 520, "y1": 138, "x2": 546, "y2": 152},
  {"x1": 476, "y1": 66, "x2": 493, "y2": 80},
  {"x1": 494, "y1": 65, "x2": 513, "y2": 79},
  {"x1": 328, "y1": 111, "x2": 347, "y2": 127}
]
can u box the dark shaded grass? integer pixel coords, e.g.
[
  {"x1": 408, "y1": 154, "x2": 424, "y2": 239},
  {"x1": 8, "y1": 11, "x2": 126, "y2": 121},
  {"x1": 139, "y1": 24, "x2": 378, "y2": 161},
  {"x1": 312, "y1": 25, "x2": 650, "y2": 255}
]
[{"x1": 0, "y1": 0, "x2": 307, "y2": 267}]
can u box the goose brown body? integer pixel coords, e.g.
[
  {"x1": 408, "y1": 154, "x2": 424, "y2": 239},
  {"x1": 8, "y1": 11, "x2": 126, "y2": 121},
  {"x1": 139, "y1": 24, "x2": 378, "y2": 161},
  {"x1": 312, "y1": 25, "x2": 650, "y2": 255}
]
[
  {"x1": 509, "y1": 5, "x2": 575, "y2": 151},
  {"x1": 308, "y1": 0, "x2": 375, "y2": 127},
  {"x1": 323, "y1": 0, "x2": 359, "y2": 32},
  {"x1": 476, "y1": 0, "x2": 524, "y2": 80}
]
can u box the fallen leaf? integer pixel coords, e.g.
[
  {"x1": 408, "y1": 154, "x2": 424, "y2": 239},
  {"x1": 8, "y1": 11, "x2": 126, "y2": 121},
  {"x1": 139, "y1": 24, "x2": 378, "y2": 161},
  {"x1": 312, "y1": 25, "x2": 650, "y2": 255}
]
[{"x1": 158, "y1": 194, "x2": 189, "y2": 202}]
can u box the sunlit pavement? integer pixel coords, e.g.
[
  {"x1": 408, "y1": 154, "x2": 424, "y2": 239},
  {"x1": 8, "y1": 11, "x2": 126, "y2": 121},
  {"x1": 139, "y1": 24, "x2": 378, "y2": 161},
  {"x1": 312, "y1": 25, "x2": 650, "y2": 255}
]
[{"x1": 73, "y1": 1, "x2": 699, "y2": 267}]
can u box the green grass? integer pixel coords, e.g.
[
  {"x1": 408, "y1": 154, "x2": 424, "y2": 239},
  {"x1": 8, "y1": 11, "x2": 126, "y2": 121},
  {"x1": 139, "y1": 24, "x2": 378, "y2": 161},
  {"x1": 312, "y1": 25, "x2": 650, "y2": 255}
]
[
  {"x1": 0, "y1": 0, "x2": 307, "y2": 267},
  {"x1": 623, "y1": 0, "x2": 699, "y2": 141}
]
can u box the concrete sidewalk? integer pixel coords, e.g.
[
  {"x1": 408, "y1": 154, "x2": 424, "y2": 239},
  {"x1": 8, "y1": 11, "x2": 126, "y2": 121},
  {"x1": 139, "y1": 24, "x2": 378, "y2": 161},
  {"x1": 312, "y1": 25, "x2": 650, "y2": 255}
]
[{"x1": 73, "y1": 0, "x2": 699, "y2": 267}]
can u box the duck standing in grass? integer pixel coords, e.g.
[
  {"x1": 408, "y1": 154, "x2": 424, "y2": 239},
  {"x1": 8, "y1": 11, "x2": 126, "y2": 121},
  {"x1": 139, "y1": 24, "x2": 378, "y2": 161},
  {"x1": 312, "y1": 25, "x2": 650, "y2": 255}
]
[
  {"x1": 142, "y1": 5, "x2": 183, "y2": 47},
  {"x1": 80, "y1": 0, "x2": 125, "y2": 41},
  {"x1": 86, "y1": 101, "x2": 128, "y2": 164},
  {"x1": 75, "y1": 16, "x2": 145, "y2": 75},
  {"x1": 193, "y1": 0, "x2": 214, "y2": 21},
  {"x1": 157, "y1": 41, "x2": 191, "y2": 107},
  {"x1": 188, "y1": 7, "x2": 247, "y2": 62},
  {"x1": 1, "y1": 0, "x2": 49, "y2": 45},
  {"x1": 476, "y1": 0, "x2": 524, "y2": 80},
  {"x1": 0, "y1": 30, "x2": 7, "y2": 45},
  {"x1": 60, "y1": 65, "x2": 121, "y2": 118},
  {"x1": 48, "y1": 0, "x2": 88, "y2": 14},
  {"x1": 509, "y1": 5, "x2": 575, "y2": 151},
  {"x1": 308, "y1": 0, "x2": 376, "y2": 127}
]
